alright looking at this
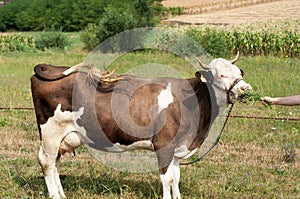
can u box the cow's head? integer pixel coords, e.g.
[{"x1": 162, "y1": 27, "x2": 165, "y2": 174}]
[{"x1": 197, "y1": 52, "x2": 252, "y2": 106}]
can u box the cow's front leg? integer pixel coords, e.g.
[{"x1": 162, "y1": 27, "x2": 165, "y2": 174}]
[{"x1": 160, "y1": 157, "x2": 181, "y2": 199}]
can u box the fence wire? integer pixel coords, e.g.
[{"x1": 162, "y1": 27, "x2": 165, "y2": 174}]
[{"x1": 1, "y1": 107, "x2": 300, "y2": 121}]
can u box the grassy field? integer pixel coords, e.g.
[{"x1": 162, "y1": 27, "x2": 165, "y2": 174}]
[{"x1": 0, "y1": 32, "x2": 299, "y2": 198}]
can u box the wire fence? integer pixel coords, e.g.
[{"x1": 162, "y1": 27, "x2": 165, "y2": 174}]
[{"x1": 2, "y1": 107, "x2": 300, "y2": 121}]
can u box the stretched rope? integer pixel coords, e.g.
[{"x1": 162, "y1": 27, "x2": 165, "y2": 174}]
[{"x1": 180, "y1": 104, "x2": 235, "y2": 165}]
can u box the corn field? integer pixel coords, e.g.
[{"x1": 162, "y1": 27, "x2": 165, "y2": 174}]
[
  {"x1": 0, "y1": 34, "x2": 34, "y2": 52},
  {"x1": 188, "y1": 27, "x2": 300, "y2": 58}
]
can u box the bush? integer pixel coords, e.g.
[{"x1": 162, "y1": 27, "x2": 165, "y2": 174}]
[
  {"x1": 0, "y1": 34, "x2": 34, "y2": 52},
  {"x1": 187, "y1": 28, "x2": 229, "y2": 57},
  {"x1": 155, "y1": 29, "x2": 204, "y2": 57},
  {"x1": 81, "y1": 1, "x2": 161, "y2": 51},
  {"x1": 35, "y1": 30, "x2": 69, "y2": 51},
  {"x1": 80, "y1": 7, "x2": 136, "y2": 51},
  {"x1": 80, "y1": 24, "x2": 100, "y2": 51}
]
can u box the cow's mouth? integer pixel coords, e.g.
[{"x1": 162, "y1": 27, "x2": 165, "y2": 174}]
[{"x1": 228, "y1": 86, "x2": 253, "y2": 104}]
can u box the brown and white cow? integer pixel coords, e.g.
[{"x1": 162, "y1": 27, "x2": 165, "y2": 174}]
[{"x1": 31, "y1": 53, "x2": 252, "y2": 199}]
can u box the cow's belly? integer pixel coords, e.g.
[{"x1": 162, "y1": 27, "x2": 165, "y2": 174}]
[
  {"x1": 105, "y1": 140, "x2": 155, "y2": 152},
  {"x1": 174, "y1": 145, "x2": 198, "y2": 159}
]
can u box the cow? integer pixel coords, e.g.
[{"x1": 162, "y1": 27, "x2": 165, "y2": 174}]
[{"x1": 30, "y1": 52, "x2": 252, "y2": 199}]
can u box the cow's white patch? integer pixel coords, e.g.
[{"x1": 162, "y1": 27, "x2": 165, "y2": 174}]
[
  {"x1": 39, "y1": 104, "x2": 90, "y2": 199},
  {"x1": 157, "y1": 82, "x2": 173, "y2": 113},
  {"x1": 105, "y1": 140, "x2": 155, "y2": 152},
  {"x1": 160, "y1": 157, "x2": 181, "y2": 199},
  {"x1": 174, "y1": 145, "x2": 198, "y2": 159},
  {"x1": 40, "y1": 104, "x2": 91, "y2": 144}
]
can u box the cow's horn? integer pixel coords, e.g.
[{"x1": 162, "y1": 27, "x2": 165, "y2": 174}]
[
  {"x1": 230, "y1": 51, "x2": 239, "y2": 64},
  {"x1": 196, "y1": 57, "x2": 211, "y2": 70}
]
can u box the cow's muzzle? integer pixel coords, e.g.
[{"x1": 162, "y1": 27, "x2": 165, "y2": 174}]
[{"x1": 227, "y1": 79, "x2": 252, "y2": 104}]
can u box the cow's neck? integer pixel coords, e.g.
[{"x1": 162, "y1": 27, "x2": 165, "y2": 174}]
[{"x1": 210, "y1": 84, "x2": 229, "y2": 113}]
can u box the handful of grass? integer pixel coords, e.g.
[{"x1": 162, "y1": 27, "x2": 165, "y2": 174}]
[{"x1": 240, "y1": 90, "x2": 271, "y2": 107}]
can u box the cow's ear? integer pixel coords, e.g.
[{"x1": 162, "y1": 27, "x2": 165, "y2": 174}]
[{"x1": 198, "y1": 70, "x2": 213, "y2": 82}]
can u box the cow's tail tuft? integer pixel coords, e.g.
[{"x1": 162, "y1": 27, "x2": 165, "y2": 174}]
[{"x1": 64, "y1": 63, "x2": 122, "y2": 84}]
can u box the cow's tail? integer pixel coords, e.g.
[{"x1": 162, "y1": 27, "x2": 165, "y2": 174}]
[
  {"x1": 64, "y1": 63, "x2": 123, "y2": 83},
  {"x1": 34, "y1": 62, "x2": 122, "y2": 83},
  {"x1": 34, "y1": 64, "x2": 70, "y2": 81},
  {"x1": 62, "y1": 63, "x2": 94, "y2": 76}
]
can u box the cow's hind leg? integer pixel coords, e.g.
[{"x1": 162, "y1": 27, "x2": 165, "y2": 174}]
[
  {"x1": 38, "y1": 127, "x2": 66, "y2": 198},
  {"x1": 39, "y1": 143, "x2": 65, "y2": 199},
  {"x1": 55, "y1": 157, "x2": 67, "y2": 198}
]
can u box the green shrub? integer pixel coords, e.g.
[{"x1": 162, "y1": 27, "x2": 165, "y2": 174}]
[
  {"x1": 0, "y1": 34, "x2": 34, "y2": 52},
  {"x1": 155, "y1": 29, "x2": 204, "y2": 57},
  {"x1": 80, "y1": 7, "x2": 136, "y2": 51},
  {"x1": 80, "y1": 24, "x2": 100, "y2": 51},
  {"x1": 80, "y1": 0, "x2": 161, "y2": 51},
  {"x1": 35, "y1": 31, "x2": 69, "y2": 51},
  {"x1": 189, "y1": 28, "x2": 229, "y2": 57}
]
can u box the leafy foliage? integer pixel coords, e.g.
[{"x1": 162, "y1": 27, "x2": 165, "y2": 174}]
[
  {"x1": 239, "y1": 90, "x2": 271, "y2": 107},
  {"x1": 0, "y1": 34, "x2": 34, "y2": 52},
  {"x1": 80, "y1": 0, "x2": 161, "y2": 51},
  {"x1": 187, "y1": 28, "x2": 229, "y2": 57},
  {"x1": 0, "y1": 0, "x2": 162, "y2": 32},
  {"x1": 155, "y1": 29, "x2": 204, "y2": 57},
  {"x1": 35, "y1": 30, "x2": 69, "y2": 51}
]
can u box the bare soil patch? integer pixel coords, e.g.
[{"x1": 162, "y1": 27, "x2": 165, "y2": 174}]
[{"x1": 162, "y1": 0, "x2": 300, "y2": 26}]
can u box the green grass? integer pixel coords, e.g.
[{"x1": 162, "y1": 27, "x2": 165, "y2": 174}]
[{"x1": 0, "y1": 32, "x2": 299, "y2": 199}]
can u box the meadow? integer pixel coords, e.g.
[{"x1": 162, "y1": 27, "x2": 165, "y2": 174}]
[{"x1": 0, "y1": 32, "x2": 299, "y2": 199}]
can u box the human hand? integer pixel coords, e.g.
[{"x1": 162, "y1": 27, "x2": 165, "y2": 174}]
[{"x1": 261, "y1": 96, "x2": 275, "y2": 106}]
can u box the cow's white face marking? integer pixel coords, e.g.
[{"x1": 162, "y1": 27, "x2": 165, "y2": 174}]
[{"x1": 157, "y1": 82, "x2": 174, "y2": 113}]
